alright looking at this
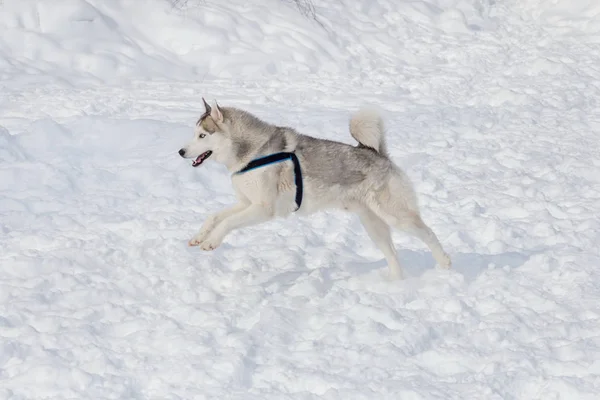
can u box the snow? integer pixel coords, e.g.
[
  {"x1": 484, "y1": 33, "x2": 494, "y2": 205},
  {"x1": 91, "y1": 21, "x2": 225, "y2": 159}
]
[{"x1": 1, "y1": 0, "x2": 600, "y2": 399}]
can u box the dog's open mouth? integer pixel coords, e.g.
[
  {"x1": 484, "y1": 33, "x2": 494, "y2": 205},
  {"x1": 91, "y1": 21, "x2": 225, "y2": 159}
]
[{"x1": 192, "y1": 150, "x2": 212, "y2": 167}]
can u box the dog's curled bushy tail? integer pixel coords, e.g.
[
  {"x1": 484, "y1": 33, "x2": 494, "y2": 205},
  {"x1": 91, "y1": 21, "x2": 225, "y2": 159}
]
[{"x1": 349, "y1": 108, "x2": 388, "y2": 157}]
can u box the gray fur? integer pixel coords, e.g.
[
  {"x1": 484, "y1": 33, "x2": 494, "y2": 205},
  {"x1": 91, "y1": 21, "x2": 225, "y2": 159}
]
[
  {"x1": 179, "y1": 101, "x2": 451, "y2": 280},
  {"x1": 234, "y1": 139, "x2": 251, "y2": 160},
  {"x1": 200, "y1": 117, "x2": 217, "y2": 133},
  {"x1": 296, "y1": 136, "x2": 368, "y2": 185}
]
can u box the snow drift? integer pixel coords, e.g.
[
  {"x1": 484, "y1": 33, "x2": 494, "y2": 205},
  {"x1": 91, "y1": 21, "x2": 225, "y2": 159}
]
[{"x1": 0, "y1": 0, "x2": 506, "y2": 84}]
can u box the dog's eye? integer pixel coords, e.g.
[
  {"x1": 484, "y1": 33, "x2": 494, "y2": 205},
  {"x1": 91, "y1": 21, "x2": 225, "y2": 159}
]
[{"x1": 199, "y1": 133, "x2": 206, "y2": 139}]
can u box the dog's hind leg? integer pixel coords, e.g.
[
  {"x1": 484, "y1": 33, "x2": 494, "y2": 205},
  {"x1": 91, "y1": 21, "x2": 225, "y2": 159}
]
[
  {"x1": 401, "y1": 213, "x2": 451, "y2": 269},
  {"x1": 357, "y1": 207, "x2": 404, "y2": 279},
  {"x1": 369, "y1": 202, "x2": 451, "y2": 269}
]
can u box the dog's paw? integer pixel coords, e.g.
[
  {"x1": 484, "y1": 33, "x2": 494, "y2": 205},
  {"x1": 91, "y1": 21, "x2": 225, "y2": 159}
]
[
  {"x1": 188, "y1": 236, "x2": 203, "y2": 247},
  {"x1": 199, "y1": 234, "x2": 222, "y2": 251},
  {"x1": 387, "y1": 269, "x2": 404, "y2": 281},
  {"x1": 438, "y1": 253, "x2": 452, "y2": 269},
  {"x1": 188, "y1": 229, "x2": 212, "y2": 247}
]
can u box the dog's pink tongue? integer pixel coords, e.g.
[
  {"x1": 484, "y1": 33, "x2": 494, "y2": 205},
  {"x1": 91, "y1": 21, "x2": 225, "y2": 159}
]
[{"x1": 193, "y1": 155, "x2": 203, "y2": 166}]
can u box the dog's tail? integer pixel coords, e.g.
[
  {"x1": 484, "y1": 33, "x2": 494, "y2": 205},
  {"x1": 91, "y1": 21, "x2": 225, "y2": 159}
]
[{"x1": 349, "y1": 107, "x2": 388, "y2": 157}]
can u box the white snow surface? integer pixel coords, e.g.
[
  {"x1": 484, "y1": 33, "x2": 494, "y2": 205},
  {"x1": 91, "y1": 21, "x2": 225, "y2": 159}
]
[{"x1": 2, "y1": 0, "x2": 600, "y2": 399}]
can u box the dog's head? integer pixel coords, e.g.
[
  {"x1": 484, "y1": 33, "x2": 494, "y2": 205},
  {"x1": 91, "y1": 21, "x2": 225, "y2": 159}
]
[{"x1": 178, "y1": 98, "x2": 231, "y2": 168}]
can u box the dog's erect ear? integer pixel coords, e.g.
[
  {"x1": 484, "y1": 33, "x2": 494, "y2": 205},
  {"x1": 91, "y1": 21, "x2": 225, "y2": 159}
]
[
  {"x1": 202, "y1": 97, "x2": 212, "y2": 115},
  {"x1": 210, "y1": 100, "x2": 224, "y2": 123}
]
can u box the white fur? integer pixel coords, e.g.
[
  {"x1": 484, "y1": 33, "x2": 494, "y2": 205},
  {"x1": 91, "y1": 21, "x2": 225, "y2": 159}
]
[{"x1": 349, "y1": 107, "x2": 388, "y2": 156}]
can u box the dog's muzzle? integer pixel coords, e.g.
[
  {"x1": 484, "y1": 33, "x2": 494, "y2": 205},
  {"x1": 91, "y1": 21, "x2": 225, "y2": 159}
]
[{"x1": 179, "y1": 148, "x2": 213, "y2": 167}]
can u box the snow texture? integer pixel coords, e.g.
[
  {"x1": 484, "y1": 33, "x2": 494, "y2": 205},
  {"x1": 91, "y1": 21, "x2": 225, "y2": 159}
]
[{"x1": 1, "y1": 0, "x2": 600, "y2": 399}]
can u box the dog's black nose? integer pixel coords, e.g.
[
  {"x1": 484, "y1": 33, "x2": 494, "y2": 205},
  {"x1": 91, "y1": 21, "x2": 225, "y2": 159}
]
[{"x1": 178, "y1": 149, "x2": 185, "y2": 157}]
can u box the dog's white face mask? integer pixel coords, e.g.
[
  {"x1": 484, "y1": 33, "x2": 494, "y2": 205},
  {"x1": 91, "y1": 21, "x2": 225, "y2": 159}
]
[{"x1": 178, "y1": 98, "x2": 225, "y2": 168}]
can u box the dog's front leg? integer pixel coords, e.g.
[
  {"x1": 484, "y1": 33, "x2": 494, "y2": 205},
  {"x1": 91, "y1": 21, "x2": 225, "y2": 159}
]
[
  {"x1": 198, "y1": 204, "x2": 275, "y2": 251},
  {"x1": 189, "y1": 202, "x2": 249, "y2": 246}
]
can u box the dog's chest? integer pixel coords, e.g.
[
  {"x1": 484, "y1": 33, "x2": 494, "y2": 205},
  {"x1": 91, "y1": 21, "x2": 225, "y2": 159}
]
[
  {"x1": 231, "y1": 164, "x2": 295, "y2": 202},
  {"x1": 232, "y1": 172, "x2": 263, "y2": 199}
]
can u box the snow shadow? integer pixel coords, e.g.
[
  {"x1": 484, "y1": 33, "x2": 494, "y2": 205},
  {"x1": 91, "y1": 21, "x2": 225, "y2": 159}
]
[{"x1": 346, "y1": 250, "x2": 531, "y2": 281}]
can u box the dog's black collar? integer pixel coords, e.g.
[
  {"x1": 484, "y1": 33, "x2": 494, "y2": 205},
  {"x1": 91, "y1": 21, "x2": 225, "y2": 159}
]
[{"x1": 235, "y1": 152, "x2": 303, "y2": 211}]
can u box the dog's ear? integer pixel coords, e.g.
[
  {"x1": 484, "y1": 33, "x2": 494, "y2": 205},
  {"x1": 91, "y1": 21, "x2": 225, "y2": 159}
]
[
  {"x1": 210, "y1": 100, "x2": 224, "y2": 123},
  {"x1": 202, "y1": 97, "x2": 212, "y2": 115}
]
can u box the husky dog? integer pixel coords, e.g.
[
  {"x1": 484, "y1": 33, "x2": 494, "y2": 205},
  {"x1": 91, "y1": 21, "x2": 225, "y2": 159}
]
[{"x1": 179, "y1": 99, "x2": 451, "y2": 279}]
